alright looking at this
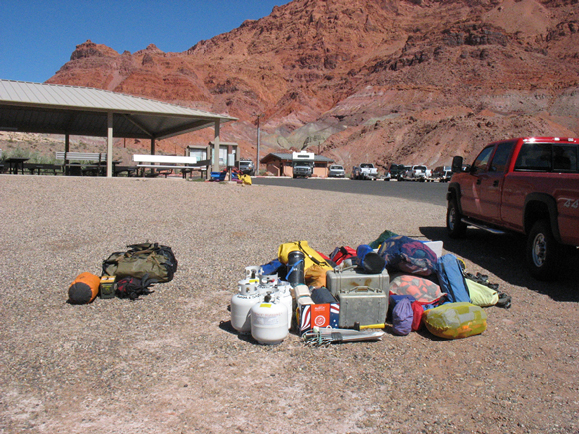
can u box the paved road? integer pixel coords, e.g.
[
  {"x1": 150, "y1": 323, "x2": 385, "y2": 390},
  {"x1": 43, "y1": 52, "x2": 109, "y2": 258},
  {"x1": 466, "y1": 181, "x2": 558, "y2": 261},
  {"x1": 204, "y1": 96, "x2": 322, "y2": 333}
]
[{"x1": 252, "y1": 177, "x2": 449, "y2": 207}]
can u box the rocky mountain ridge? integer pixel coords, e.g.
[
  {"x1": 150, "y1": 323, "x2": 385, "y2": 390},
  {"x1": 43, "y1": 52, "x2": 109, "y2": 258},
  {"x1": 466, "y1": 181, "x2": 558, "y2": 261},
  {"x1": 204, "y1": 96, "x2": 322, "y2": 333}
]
[{"x1": 41, "y1": 0, "x2": 579, "y2": 171}]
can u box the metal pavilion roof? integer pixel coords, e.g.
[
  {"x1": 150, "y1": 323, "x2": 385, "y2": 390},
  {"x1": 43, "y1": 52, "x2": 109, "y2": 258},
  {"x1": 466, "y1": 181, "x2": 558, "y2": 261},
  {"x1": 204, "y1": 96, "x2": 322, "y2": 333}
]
[{"x1": 0, "y1": 79, "x2": 237, "y2": 140}]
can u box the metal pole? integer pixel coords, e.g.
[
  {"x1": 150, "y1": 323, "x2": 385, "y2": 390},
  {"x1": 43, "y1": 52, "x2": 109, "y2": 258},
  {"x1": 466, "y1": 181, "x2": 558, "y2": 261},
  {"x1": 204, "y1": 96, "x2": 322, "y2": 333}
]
[
  {"x1": 256, "y1": 115, "x2": 261, "y2": 176},
  {"x1": 213, "y1": 119, "x2": 221, "y2": 173},
  {"x1": 64, "y1": 134, "x2": 70, "y2": 174},
  {"x1": 107, "y1": 112, "x2": 113, "y2": 178}
]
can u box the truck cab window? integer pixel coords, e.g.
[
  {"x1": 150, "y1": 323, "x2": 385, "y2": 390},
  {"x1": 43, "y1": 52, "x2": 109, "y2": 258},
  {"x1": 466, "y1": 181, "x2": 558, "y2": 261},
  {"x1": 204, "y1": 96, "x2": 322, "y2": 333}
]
[
  {"x1": 489, "y1": 142, "x2": 515, "y2": 173},
  {"x1": 472, "y1": 146, "x2": 494, "y2": 174},
  {"x1": 553, "y1": 145, "x2": 577, "y2": 172},
  {"x1": 514, "y1": 143, "x2": 552, "y2": 171}
]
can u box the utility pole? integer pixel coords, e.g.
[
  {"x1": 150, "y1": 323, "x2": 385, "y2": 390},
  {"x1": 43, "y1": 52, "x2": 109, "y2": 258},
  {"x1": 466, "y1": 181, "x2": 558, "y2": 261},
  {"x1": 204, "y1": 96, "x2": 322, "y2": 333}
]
[{"x1": 256, "y1": 114, "x2": 263, "y2": 175}]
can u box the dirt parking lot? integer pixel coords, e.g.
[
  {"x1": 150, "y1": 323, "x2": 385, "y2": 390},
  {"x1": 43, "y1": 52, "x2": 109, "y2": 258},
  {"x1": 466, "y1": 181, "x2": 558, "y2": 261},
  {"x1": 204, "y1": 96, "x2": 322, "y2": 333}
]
[{"x1": 1, "y1": 175, "x2": 578, "y2": 434}]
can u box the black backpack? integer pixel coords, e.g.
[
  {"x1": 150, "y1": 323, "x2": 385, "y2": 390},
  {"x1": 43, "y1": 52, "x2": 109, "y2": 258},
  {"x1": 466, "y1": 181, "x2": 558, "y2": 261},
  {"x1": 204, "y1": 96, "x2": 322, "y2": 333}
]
[
  {"x1": 102, "y1": 243, "x2": 178, "y2": 283},
  {"x1": 115, "y1": 274, "x2": 156, "y2": 300}
]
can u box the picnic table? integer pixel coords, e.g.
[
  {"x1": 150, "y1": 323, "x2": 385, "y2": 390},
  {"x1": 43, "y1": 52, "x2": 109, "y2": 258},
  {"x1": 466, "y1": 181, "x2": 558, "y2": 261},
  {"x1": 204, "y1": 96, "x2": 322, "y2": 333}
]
[
  {"x1": 23, "y1": 163, "x2": 61, "y2": 175},
  {"x1": 55, "y1": 152, "x2": 109, "y2": 176},
  {"x1": 5, "y1": 157, "x2": 29, "y2": 174},
  {"x1": 133, "y1": 154, "x2": 209, "y2": 178}
]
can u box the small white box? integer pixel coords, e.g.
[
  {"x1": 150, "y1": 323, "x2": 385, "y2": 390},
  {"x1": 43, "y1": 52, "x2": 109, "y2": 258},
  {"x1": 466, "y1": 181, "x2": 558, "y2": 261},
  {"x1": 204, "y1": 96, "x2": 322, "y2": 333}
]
[{"x1": 423, "y1": 240, "x2": 443, "y2": 258}]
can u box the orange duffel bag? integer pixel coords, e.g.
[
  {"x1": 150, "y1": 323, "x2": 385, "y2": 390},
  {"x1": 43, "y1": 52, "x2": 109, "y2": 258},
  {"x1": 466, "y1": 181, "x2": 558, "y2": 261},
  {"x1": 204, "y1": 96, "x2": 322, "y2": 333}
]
[{"x1": 68, "y1": 272, "x2": 100, "y2": 304}]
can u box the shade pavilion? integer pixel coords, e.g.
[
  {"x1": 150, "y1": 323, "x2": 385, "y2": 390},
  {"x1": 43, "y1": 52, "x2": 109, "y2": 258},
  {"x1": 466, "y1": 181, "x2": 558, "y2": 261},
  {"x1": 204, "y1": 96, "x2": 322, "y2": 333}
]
[{"x1": 0, "y1": 79, "x2": 237, "y2": 177}]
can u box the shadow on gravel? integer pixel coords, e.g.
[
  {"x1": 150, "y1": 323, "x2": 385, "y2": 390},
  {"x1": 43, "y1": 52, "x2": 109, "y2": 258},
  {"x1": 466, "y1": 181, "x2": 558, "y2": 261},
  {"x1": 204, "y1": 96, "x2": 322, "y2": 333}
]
[
  {"x1": 219, "y1": 320, "x2": 256, "y2": 343},
  {"x1": 420, "y1": 226, "x2": 579, "y2": 303}
]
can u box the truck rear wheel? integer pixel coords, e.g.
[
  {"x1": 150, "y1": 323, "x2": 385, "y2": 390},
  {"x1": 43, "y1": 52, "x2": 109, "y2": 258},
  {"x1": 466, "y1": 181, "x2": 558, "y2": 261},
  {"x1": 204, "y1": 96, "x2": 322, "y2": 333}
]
[
  {"x1": 446, "y1": 197, "x2": 467, "y2": 238},
  {"x1": 526, "y1": 219, "x2": 560, "y2": 281}
]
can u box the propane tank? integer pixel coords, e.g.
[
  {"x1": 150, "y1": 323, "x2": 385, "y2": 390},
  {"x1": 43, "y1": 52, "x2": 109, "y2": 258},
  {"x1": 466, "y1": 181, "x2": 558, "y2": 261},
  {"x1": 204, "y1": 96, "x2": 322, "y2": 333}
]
[
  {"x1": 275, "y1": 281, "x2": 294, "y2": 330},
  {"x1": 238, "y1": 277, "x2": 258, "y2": 292},
  {"x1": 260, "y1": 274, "x2": 278, "y2": 287},
  {"x1": 231, "y1": 282, "x2": 262, "y2": 334},
  {"x1": 244, "y1": 266, "x2": 261, "y2": 286},
  {"x1": 250, "y1": 293, "x2": 289, "y2": 345},
  {"x1": 256, "y1": 275, "x2": 278, "y2": 296}
]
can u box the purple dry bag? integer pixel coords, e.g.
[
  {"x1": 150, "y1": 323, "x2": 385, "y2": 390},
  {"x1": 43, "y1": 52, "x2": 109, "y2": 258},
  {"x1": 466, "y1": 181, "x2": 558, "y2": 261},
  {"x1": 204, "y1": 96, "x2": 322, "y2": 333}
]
[{"x1": 392, "y1": 297, "x2": 413, "y2": 336}]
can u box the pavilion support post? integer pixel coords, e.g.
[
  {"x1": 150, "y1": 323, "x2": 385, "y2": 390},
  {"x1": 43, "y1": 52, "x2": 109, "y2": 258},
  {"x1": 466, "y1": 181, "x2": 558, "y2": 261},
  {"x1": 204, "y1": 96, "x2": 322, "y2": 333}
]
[
  {"x1": 205, "y1": 144, "x2": 211, "y2": 180},
  {"x1": 64, "y1": 134, "x2": 70, "y2": 172},
  {"x1": 212, "y1": 119, "x2": 221, "y2": 175},
  {"x1": 107, "y1": 112, "x2": 113, "y2": 178},
  {"x1": 151, "y1": 138, "x2": 155, "y2": 155},
  {"x1": 227, "y1": 143, "x2": 233, "y2": 180}
]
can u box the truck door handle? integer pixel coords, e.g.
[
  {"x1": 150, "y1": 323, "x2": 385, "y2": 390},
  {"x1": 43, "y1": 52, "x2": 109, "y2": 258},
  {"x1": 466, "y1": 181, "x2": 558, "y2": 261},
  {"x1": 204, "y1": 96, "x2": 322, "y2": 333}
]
[
  {"x1": 476, "y1": 179, "x2": 481, "y2": 185},
  {"x1": 493, "y1": 180, "x2": 499, "y2": 187}
]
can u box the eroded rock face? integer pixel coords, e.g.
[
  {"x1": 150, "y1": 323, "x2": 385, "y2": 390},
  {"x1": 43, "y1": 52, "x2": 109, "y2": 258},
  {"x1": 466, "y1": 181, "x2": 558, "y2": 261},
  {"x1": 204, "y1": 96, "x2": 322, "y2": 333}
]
[
  {"x1": 45, "y1": 0, "x2": 579, "y2": 168},
  {"x1": 70, "y1": 40, "x2": 119, "y2": 60}
]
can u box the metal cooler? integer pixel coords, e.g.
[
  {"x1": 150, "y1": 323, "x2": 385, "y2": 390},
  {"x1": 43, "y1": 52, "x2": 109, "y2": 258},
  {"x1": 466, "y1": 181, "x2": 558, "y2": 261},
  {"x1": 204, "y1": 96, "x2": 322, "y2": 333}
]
[
  {"x1": 337, "y1": 286, "x2": 388, "y2": 328},
  {"x1": 326, "y1": 268, "x2": 390, "y2": 297}
]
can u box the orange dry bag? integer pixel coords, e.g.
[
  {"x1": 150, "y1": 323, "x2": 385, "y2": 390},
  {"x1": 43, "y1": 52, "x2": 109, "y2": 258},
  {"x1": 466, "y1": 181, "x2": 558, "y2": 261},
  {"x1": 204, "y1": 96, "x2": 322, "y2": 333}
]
[{"x1": 68, "y1": 272, "x2": 100, "y2": 304}]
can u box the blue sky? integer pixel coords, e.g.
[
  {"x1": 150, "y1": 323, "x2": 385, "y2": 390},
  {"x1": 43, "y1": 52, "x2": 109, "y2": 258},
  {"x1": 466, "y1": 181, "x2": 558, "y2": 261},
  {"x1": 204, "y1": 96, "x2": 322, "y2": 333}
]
[{"x1": 1, "y1": 0, "x2": 290, "y2": 83}]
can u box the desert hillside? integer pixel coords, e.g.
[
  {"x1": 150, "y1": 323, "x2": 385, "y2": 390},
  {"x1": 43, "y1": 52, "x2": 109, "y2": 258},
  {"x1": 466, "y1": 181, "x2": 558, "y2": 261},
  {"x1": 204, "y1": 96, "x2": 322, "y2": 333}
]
[{"x1": 7, "y1": 0, "x2": 579, "y2": 172}]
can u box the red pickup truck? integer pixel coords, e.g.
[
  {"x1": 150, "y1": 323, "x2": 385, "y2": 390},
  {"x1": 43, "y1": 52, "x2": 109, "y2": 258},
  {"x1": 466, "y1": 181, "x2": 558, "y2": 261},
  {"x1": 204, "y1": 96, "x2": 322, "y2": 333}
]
[{"x1": 446, "y1": 137, "x2": 579, "y2": 280}]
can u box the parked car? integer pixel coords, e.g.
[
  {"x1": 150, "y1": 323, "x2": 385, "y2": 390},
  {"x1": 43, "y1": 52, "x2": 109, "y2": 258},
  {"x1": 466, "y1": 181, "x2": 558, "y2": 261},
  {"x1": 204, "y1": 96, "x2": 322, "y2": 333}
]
[
  {"x1": 447, "y1": 136, "x2": 579, "y2": 280},
  {"x1": 328, "y1": 164, "x2": 345, "y2": 178}
]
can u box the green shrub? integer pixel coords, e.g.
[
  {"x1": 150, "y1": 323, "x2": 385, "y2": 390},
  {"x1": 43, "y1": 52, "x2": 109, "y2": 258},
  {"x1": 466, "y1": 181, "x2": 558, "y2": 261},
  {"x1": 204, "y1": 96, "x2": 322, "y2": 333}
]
[{"x1": 2, "y1": 147, "x2": 56, "y2": 164}]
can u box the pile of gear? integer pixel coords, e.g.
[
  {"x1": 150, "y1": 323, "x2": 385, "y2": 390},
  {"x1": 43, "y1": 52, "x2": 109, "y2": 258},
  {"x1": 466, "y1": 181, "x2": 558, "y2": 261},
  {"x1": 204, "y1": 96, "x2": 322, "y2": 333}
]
[
  {"x1": 230, "y1": 230, "x2": 511, "y2": 346},
  {"x1": 67, "y1": 243, "x2": 178, "y2": 304}
]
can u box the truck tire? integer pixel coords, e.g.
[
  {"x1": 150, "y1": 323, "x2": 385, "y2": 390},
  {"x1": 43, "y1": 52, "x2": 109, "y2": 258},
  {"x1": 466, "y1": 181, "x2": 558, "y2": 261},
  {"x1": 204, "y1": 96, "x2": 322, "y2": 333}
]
[
  {"x1": 526, "y1": 219, "x2": 560, "y2": 281},
  {"x1": 446, "y1": 197, "x2": 467, "y2": 238}
]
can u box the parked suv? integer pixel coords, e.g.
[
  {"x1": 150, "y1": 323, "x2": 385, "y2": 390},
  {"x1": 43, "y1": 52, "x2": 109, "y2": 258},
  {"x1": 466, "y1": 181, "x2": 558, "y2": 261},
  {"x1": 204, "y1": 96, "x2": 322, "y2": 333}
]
[
  {"x1": 389, "y1": 164, "x2": 409, "y2": 180},
  {"x1": 328, "y1": 164, "x2": 345, "y2": 178},
  {"x1": 238, "y1": 159, "x2": 255, "y2": 176}
]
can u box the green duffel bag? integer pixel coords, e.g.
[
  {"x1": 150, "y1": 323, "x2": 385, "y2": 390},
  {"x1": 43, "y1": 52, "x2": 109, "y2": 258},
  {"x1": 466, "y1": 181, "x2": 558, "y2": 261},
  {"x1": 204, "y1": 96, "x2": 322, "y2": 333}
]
[
  {"x1": 102, "y1": 243, "x2": 178, "y2": 283},
  {"x1": 424, "y1": 302, "x2": 487, "y2": 339},
  {"x1": 464, "y1": 273, "x2": 512, "y2": 309},
  {"x1": 466, "y1": 279, "x2": 499, "y2": 307}
]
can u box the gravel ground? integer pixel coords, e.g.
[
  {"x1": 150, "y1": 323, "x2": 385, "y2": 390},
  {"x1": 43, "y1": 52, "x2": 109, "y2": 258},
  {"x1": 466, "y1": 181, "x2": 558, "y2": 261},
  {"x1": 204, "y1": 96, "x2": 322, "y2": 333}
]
[{"x1": 1, "y1": 175, "x2": 578, "y2": 434}]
